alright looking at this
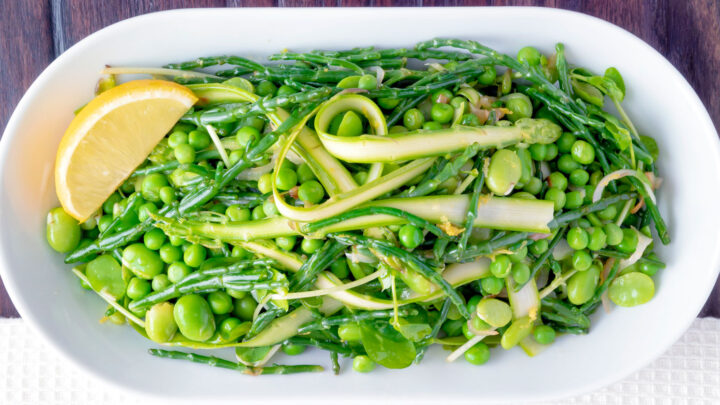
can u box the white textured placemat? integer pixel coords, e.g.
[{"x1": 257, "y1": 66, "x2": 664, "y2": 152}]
[{"x1": 1, "y1": 318, "x2": 718, "y2": 404}]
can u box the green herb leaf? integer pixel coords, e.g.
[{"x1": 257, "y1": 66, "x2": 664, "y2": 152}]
[
  {"x1": 393, "y1": 318, "x2": 432, "y2": 342},
  {"x1": 360, "y1": 321, "x2": 416, "y2": 369},
  {"x1": 604, "y1": 67, "x2": 626, "y2": 100}
]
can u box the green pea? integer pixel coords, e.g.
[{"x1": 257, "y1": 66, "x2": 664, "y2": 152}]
[
  {"x1": 330, "y1": 259, "x2": 349, "y2": 279},
  {"x1": 352, "y1": 170, "x2": 369, "y2": 185},
  {"x1": 122, "y1": 243, "x2": 164, "y2": 279},
  {"x1": 169, "y1": 235, "x2": 184, "y2": 247},
  {"x1": 107, "y1": 309, "x2": 126, "y2": 325},
  {"x1": 556, "y1": 132, "x2": 576, "y2": 153},
  {"x1": 431, "y1": 89, "x2": 453, "y2": 104},
  {"x1": 548, "y1": 172, "x2": 568, "y2": 191},
  {"x1": 466, "y1": 295, "x2": 483, "y2": 313},
  {"x1": 398, "y1": 224, "x2": 424, "y2": 250},
  {"x1": 478, "y1": 66, "x2": 497, "y2": 85},
  {"x1": 546, "y1": 143, "x2": 559, "y2": 160},
  {"x1": 523, "y1": 177, "x2": 542, "y2": 195},
  {"x1": 597, "y1": 204, "x2": 617, "y2": 221},
  {"x1": 617, "y1": 228, "x2": 639, "y2": 253},
  {"x1": 46, "y1": 207, "x2": 81, "y2": 253},
  {"x1": 449, "y1": 96, "x2": 467, "y2": 111},
  {"x1": 256, "y1": 80, "x2": 277, "y2": 97},
  {"x1": 298, "y1": 180, "x2": 325, "y2": 204},
  {"x1": 476, "y1": 298, "x2": 512, "y2": 328},
  {"x1": 430, "y1": 102, "x2": 454, "y2": 124},
  {"x1": 544, "y1": 188, "x2": 566, "y2": 210},
  {"x1": 587, "y1": 227, "x2": 607, "y2": 251},
  {"x1": 301, "y1": 238, "x2": 324, "y2": 255},
  {"x1": 167, "y1": 262, "x2": 192, "y2": 284},
  {"x1": 152, "y1": 274, "x2": 171, "y2": 291},
  {"x1": 441, "y1": 319, "x2": 464, "y2": 337},
  {"x1": 257, "y1": 173, "x2": 273, "y2": 194},
  {"x1": 235, "y1": 126, "x2": 260, "y2": 149},
  {"x1": 511, "y1": 262, "x2": 531, "y2": 284},
  {"x1": 251, "y1": 205, "x2": 266, "y2": 220},
  {"x1": 403, "y1": 108, "x2": 425, "y2": 130},
  {"x1": 275, "y1": 167, "x2": 298, "y2": 191},
  {"x1": 421, "y1": 121, "x2": 442, "y2": 130},
  {"x1": 140, "y1": 173, "x2": 168, "y2": 203},
  {"x1": 529, "y1": 239, "x2": 549, "y2": 255},
  {"x1": 227, "y1": 288, "x2": 247, "y2": 299},
  {"x1": 263, "y1": 197, "x2": 278, "y2": 217},
  {"x1": 509, "y1": 245, "x2": 528, "y2": 263},
  {"x1": 167, "y1": 131, "x2": 188, "y2": 148},
  {"x1": 158, "y1": 244, "x2": 182, "y2": 264},
  {"x1": 565, "y1": 191, "x2": 584, "y2": 209},
  {"x1": 357, "y1": 74, "x2": 377, "y2": 90},
  {"x1": 231, "y1": 245, "x2": 252, "y2": 260},
  {"x1": 481, "y1": 276, "x2": 504, "y2": 295},
  {"x1": 387, "y1": 125, "x2": 406, "y2": 134},
  {"x1": 609, "y1": 272, "x2": 655, "y2": 307},
  {"x1": 85, "y1": 254, "x2": 125, "y2": 299},
  {"x1": 558, "y1": 154, "x2": 581, "y2": 173},
  {"x1": 571, "y1": 250, "x2": 593, "y2": 271},
  {"x1": 145, "y1": 302, "x2": 178, "y2": 343},
  {"x1": 604, "y1": 223, "x2": 623, "y2": 246},
  {"x1": 503, "y1": 93, "x2": 533, "y2": 122},
  {"x1": 281, "y1": 342, "x2": 306, "y2": 356},
  {"x1": 462, "y1": 113, "x2": 483, "y2": 127},
  {"x1": 337, "y1": 75, "x2": 361, "y2": 89},
  {"x1": 338, "y1": 323, "x2": 362, "y2": 341},
  {"x1": 174, "y1": 294, "x2": 215, "y2": 342},
  {"x1": 517, "y1": 46, "x2": 542, "y2": 65},
  {"x1": 295, "y1": 163, "x2": 316, "y2": 184},
  {"x1": 207, "y1": 291, "x2": 234, "y2": 315},
  {"x1": 183, "y1": 244, "x2": 206, "y2": 268},
  {"x1": 533, "y1": 325, "x2": 556, "y2": 344},
  {"x1": 377, "y1": 97, "x2": 400, "y2": 110},
  {"x1": 571, "y1": 140, "x2": 595, "y2": 165},
  {"x1": 188, "y1": 130, "x2": 211, "y2": 150},
  {"x1": 487, "y1": 149, "x2": 522, "y2": 196},
  {"x1": 174, "y1": 144, "x2": 195, "y2": 164},
  {"x1": 568, "y1": 169, "x2": 588, "y2": 187},
  {"x1": 353, "y1": 355, "x2": 376, "y2": 373},
  {"x1": 567, "y1": 264, "x2": 600, "y2": 305},
  {"x1": 335, "y1": 111, "x2": 364, "y2": 137},
  {"x1": 233, "y1": 296, "x2": 258, "y2": 321},
  {"x1": 465, "y1": 342, "x2": 491, "y2": 365},
  {"x1": 567, "y1": 227, "x2": 589, "y2": 250},
  {"x1": 143, "y1": 228, "x2": 166, "y2": 251},
  {"x1": 501, "y1": 316, "x2": 533, "y2": 349},
  {"x1": 125, "y1": 277, "x2": 150, "y2": 300},
  {"x1": 225, "y1": 205, "x2": 251, "y2": 222},
  {"x1": 158, "y1": 186, "x2": 176, "y2": 205},
  {"x1": 529, "y1": 143, "x2": 547, "y2": 161},
  {"x1": 102, "y1": 193, "x2": 121, "y2": 215},
  {"x1": 489, "y1": 254, "x2": 512, "y2": 278},
  {"x1": 275, "y1": 236, "x2": 297, "y2": 252},
  {"x1": 137, "y1": 202, "x2": 157, "y2": 223},
  {"x1": 219, "y1": 317, "x2": 250, "y2": 341}
]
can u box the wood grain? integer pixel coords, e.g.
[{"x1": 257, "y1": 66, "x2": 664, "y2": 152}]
[{"x1": 0, "y1": 0, "x2": 718, "y2": 317}]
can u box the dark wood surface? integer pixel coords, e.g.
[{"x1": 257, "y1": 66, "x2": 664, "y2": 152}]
[{"x1": 1, "y1": 0, "x2": 718, "y2": 318}]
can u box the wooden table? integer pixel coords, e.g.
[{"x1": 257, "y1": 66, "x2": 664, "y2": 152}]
[{"x1": 1, "y1": 1, "x2": 718, "y2": 318}]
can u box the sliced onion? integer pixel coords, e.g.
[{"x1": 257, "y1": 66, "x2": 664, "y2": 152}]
[
  {"x1": 468, "y1": 103, "x2": 490, "y2": 124},
  {"x1": 619, "y1": 229, "x2": 653, "y2": 270},
  {"x1": 539, "y1": 161, "x2": 551, "y2": 179},
  {"x1": 367, "y1": 66, "x2": 385, "y2": 88},
  {"x1": 236, "y1": 155, "x2": 276, "y2": 181},
  {"x1": 529, "y1": 233, "x2": 551, "y2": 241},
  {"x1": 552, "y1": 239, "x2": 573, "y2": 261},
  {"x1": 592, "y1": 169, "x2": 657, "y2": 204},
  {"x1": 271, "y1": 270, "x2": 384, "y2": 301},
  {"x1": 337, "y1": 88, "x2": 369, "y2": 95},
  {"x1": 345, "y1": 249, "x2": 377, "y2": 264}
]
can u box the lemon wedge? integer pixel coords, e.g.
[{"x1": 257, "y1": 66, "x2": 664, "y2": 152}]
[{"x1": 55, "y1": 80, "x2": 197, "y2": 221}]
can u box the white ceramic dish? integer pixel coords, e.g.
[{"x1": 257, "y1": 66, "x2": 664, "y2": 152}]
[{"x1": 1, "y1": 7, "x2": 719, "y2": 404}]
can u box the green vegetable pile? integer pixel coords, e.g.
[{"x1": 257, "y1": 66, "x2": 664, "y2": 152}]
[{"x1": 46, "y1": 38, "x2": 668, "y2": 374}]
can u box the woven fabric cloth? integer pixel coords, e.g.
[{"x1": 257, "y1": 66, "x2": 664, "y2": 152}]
[{"x1": 1, "y1": 318, "x2": 718, "y2": 404}]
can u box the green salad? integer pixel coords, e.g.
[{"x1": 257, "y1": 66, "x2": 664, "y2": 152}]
[{"x1": 46, "y1": 38, "x2": 668, "y2": 375}]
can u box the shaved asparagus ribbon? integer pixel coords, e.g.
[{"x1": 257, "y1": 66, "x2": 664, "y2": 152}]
[{"x1": 313, "y1": 95, "x2": 561, "y2": 163}]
